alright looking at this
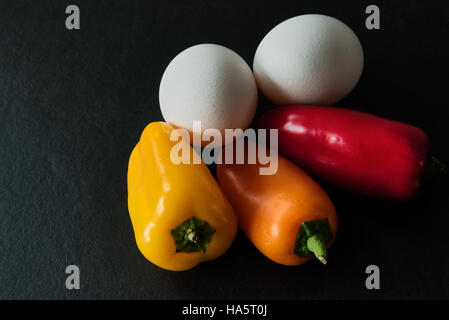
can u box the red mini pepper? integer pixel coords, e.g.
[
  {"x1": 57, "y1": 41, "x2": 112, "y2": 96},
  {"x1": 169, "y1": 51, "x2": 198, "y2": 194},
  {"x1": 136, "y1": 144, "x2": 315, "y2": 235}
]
[{"x1": 256, "y1": 105, "x2": 440, "y2": 201}]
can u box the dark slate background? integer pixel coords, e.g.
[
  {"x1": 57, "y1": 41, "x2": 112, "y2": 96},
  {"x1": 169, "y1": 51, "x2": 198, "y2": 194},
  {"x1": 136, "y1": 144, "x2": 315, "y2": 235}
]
[{"x1": 0, "y1": 0, "x2": 448, "y2": 299}]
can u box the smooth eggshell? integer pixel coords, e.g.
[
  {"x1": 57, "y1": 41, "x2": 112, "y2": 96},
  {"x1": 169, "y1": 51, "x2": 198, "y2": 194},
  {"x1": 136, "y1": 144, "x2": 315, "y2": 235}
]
[
  {"x1": 253, "y1": 14, "x2": 364, "y2": 106},
  {"x1": 159, "y1": 44, "x2": 258, "y2": 146}
]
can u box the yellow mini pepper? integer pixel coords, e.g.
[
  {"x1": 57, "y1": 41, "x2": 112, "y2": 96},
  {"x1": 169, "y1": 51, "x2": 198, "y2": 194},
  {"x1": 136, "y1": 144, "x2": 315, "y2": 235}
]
[{"x1": 127, "y1": 122, "x2": 237, "y2": 271}]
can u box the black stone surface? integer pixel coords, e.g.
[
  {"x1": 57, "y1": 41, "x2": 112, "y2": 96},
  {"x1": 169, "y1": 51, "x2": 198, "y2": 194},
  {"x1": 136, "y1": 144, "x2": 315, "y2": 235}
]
[{"x1": 0, "y1": 0, "x2": 448, "y2": 299}]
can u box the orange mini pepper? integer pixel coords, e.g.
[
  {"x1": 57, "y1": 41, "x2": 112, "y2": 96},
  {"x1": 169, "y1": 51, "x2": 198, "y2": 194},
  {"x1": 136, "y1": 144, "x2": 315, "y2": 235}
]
[{"x1": 217, "y1": 141, "x2": 338, "y2": 266}]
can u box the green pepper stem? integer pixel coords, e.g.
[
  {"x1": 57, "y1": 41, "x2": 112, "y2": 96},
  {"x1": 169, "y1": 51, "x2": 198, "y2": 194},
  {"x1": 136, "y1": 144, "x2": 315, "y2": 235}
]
[
  {"x1": 186, "y1": 229, "x2": 198, "y2": 242},
  {"x1": 171, "y1": 216, "x2": 216, "y2": 253},
  {"x1": 430, "y1": 155, "x2": 446, "y2": 172},
  {"x1": 424, "y1": 155, "x2": 446, "y2": 179},
  {"x1": 293, "y1": 218, "x2": 333, "y2": 262},
  {"x1": 306, "y1": 234, "x2": 328, "y2": 265}
]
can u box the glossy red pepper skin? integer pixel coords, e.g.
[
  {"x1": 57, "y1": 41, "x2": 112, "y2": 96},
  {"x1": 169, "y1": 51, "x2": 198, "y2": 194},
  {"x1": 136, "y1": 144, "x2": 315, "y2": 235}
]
[{"x1": 256, "y1": 105, "x2": 430, "y2": 201}]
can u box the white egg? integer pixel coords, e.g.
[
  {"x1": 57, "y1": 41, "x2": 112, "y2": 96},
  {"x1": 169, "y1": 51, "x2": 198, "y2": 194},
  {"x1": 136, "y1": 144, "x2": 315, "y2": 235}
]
[
  {"x1": 159, "y1": 43, "x2": 258, "y2": 146},
  {"x1": 253, "y1": 14, "x2": 364, "y2": 106}
]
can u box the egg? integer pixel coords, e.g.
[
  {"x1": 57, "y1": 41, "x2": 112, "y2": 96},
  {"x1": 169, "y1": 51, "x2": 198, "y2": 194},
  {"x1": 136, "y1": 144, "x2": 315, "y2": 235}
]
[
  {"x1": 253, "y1": 14, "x2": 364, "y2": 106},
  {"x1": 159, "y1": 43, "x2": 258, "y2": 146}
]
